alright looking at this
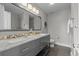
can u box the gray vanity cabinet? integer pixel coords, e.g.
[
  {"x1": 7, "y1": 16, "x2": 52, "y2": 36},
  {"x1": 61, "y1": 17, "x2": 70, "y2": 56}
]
[{"x1": 0, "y1": 35, "x2": 50, "y2": 56}]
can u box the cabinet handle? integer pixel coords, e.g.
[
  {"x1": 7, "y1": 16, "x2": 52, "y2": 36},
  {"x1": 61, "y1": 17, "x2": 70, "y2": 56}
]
[{"x1": 22, "y1": 48, "x2": 29, "y2": 52}]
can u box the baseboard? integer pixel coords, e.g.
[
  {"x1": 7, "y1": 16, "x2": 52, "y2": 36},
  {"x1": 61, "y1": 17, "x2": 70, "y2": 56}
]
[{"x1": 55, "y1": 42, "x2": 72, "y2": 48}]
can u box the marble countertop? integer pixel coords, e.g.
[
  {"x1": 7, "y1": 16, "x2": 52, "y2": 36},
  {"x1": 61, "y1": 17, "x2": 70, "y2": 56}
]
[{"x1": 0, "y1": 34, "x2": 49, "y2": 52}]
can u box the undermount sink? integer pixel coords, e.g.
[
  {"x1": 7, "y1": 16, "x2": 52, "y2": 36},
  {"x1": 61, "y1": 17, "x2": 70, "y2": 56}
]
[
  {"x1": 7, "y1": 36, "x2": 33, "y2": 43},
  {"x1": 7, "y1": 37, "x2": 26, "y2": 43}
]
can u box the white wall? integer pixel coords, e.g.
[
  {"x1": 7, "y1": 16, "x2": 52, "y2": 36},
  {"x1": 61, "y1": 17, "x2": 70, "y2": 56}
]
[{"x1": 47, "y1": 7, "x2": 71, "y2": 47}]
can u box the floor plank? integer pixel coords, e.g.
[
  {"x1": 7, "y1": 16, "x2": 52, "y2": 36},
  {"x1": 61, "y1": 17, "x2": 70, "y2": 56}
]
[{"x1": 48, "y1": 44, "x2": 71, "y2": 56}]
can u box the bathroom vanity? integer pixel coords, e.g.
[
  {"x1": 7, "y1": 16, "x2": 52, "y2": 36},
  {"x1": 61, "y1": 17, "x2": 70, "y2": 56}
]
[
  {"x1": 0, "y1": 3, "x2": 49, "y2": 56},
  {"x1": 0, "y1": 34, "x2": 50, "y2": 56}
]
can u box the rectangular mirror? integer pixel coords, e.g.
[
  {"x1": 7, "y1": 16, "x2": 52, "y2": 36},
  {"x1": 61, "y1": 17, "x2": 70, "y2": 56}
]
[
  {"x1": 29, "y1": 15, "x2": 41, "y2": 30},
  {"x1": 0, "y1": 3, "x2": 42, "y2": 31}
]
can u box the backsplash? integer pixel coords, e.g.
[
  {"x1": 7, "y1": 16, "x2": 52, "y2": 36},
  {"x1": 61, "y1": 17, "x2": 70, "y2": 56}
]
[
  {"x1": 0, "y1": 31, "x2": 41, "y2": 40},
  {"x1": 0, "y1": 31, "x2": 41, "y2": 35}
]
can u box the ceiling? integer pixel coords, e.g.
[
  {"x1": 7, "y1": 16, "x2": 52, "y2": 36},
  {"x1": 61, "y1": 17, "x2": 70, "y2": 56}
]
[{"x1": 33, "y1": 3, "x2": 71, "y2": 15}]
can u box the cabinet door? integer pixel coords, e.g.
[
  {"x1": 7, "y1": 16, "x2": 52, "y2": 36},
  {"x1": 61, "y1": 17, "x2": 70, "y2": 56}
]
[
  {"x1": 40, "y1": 35, "x2": 50, "y2": 47},
  {"x1": 20, "y1": 39, "x2": 40, "y2": 56},
  {"x1": 0, "y1": 52, "x2": 3, "y2": 56},
  {"x1": 2, "y1": 46, "x2": 20, "y2": 56}
]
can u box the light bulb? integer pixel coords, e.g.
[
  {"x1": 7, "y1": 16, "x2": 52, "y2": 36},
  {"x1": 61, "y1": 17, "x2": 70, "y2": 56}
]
[
  {"x1": 49, "y1": 3, "x2": 54, "y2": 5},
  {"x1": 28, "y1": 4, "x2": 33, "y2": 10},
  {"x1": 32, "y1": 7, "x2": 36, "y2": 12},
  {"x1": 21, "y1": 3, "x2": 27, "y2": 7}
]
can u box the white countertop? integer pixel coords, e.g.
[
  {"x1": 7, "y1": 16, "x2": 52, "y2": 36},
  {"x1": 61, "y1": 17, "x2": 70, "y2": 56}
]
[{"x1": 0, "y1": 34, "x2": 49, "y2": 52}]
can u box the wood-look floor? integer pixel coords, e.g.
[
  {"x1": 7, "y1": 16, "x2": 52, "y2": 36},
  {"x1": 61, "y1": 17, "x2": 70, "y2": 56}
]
[{"x1": 48, "y1": 44, "x2": 71, "y2": 56}]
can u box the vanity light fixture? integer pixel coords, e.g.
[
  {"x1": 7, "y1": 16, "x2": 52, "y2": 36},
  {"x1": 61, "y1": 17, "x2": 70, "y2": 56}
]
[{"x1": 20, "y1": 3, "x2": 39, "y2": 15}]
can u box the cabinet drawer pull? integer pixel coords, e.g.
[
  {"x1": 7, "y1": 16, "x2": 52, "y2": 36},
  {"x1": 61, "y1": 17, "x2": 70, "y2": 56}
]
[{"x1": 22, "y1": 48, "x2": 29, "y2": 52}]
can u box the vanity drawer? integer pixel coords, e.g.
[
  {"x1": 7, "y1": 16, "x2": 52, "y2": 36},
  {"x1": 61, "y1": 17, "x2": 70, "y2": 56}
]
[
  {"x1": 20, "y1": 39, "x2": 40, "y2": 55},
  {"x1": 21, "y1": 39, "x2": 40, "y2": 49},
  {"x1": 24, "y1": 46, "x2": 41, "y2": 56},
  {"x1": 23, "y1": 44, "x2": 46, "y2": 56}
]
